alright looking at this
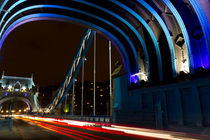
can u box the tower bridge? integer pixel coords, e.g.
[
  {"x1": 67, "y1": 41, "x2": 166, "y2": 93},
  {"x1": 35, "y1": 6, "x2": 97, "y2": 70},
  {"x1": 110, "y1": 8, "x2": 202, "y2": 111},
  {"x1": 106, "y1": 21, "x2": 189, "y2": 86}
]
[
  {"x1": 0, "y1": 0, "x2": 209, "y2": 135},
  {"x1": 0, "y1": 73, "x2": 39, "y2": 112}
]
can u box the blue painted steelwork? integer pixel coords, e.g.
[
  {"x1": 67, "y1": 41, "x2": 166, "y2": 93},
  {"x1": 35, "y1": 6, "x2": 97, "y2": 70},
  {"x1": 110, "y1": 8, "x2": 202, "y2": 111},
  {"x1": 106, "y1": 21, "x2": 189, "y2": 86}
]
[
  {"x1": 9, "y1": 102, "x2": 12, "y2": 114},
  {"x1": 162, "y1": 0, "x2": 194, "y2": 73},
  {"x1": 47, "y1": 29, "x2": 92, "y2": 109},
  {"x1": 0, "y1": 0, "x2": 27, "y2": 29},
  {"x1": 0, "y1": 1, "x2": 140, "y2": 76},
  {"x1": 0, "y1": 4, "x2": 137, "y2": 74},
  {"x1": 0, "y1": 13, "x2": 138, "y2": 110},
  {"x1": 74, "y1": 0, "x2": 146, "y2": 80},
  {"x1": 0, "y1": 0, "x2": 9, "y2": 15},
  {"x1": 137, "y1": 0, "x2": 177, "y2": 77},
  {"x1": 54, "y1": 29, "x2": 95, "y2": 109},
  {"x1": 111, "y1": 0, "x2": 163, "y2": 81},
  {"x1": 0, "y1": 6, "x2": 132, "y2": 74},
  {"x1": 189, "y1": 0, "x2": 210, "y2": 68},
  {"x1": 0, "y1": 14, "x2": 130, "y2": 74}
]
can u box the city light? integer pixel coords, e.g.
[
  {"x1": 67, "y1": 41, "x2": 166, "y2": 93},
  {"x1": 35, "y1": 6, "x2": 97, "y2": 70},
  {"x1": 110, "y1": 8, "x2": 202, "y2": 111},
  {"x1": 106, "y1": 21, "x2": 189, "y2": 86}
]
[
  {"x1": 1, "y1": 110, "x2": 3, "y2": 113},
  {"x1": 22, "y1": 86, "x2": 26, "y2": 91},
  {"x1": 130, "y1": 74, "x2": 139, "y2": 84},
  {"x1": 19, "y1": 110, "x2": 21, "y2": 112},
  {"x1": 130, "y1": 72, "x2": 148, "y2": 84},
  {"x1": 8, "y1": 85, "x2": 12, "y2": 90}
]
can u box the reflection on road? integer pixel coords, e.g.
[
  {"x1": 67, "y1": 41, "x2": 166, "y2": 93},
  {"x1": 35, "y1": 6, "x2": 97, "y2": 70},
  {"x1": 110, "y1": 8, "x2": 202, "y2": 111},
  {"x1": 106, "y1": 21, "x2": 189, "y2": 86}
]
[{"x1": 11, "y1": 115, "x2": 206, "y2": 140}]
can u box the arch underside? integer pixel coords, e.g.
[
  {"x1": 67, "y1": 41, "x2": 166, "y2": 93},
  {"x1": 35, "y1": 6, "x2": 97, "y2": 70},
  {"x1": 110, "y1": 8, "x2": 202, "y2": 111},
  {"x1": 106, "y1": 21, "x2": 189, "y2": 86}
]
[
  {"x1": 0, "y1": 0, "x2": 209, "y2": 82},
  {"x1": 0, "y1": 96, "x2": 33, "y2": 111}
]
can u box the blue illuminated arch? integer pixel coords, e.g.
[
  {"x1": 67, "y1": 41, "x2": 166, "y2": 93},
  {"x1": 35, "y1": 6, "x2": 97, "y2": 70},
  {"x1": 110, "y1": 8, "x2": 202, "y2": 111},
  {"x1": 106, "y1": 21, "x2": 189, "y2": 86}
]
[
  {"x1": 111, "y1": 0, "x2": 163, "y2": 81},
  {"x1": 0, "y1": 2, "x2": 141, "y2": 78},
  {"x1": 137, "y1": 0, "x2": 177, "y2": 77},
  {"x1": 73, "y1": 0, "x2": 149, "y2": 81},
  {"x1": 0, "y1": 0, "x2": 209, "y2": 82},
  {"x1": 0, "y1": 13, "x2": 132, "y2": 75},
  {"x1": 189, "y1": 0, "x2": 210, "y2": 68},
  {"x1": 162, "y1": 0, "x2": 194, "y2": 73},
  {"x1": 189, "y1": 0, "x2": 210, "y2": 49}
]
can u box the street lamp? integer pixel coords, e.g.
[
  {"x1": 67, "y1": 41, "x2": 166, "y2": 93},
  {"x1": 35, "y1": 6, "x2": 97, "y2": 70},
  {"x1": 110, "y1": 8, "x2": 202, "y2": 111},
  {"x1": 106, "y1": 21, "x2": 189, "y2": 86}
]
[
  {"x1": 71, "y1": 78, "x2": 76, "y2": 115},
  {"x1": 93, "y1": 32, "x2": 96, "y2": 116},
  {"x1": 109, "y1": 40, "x2": 113, "y2": 117}
]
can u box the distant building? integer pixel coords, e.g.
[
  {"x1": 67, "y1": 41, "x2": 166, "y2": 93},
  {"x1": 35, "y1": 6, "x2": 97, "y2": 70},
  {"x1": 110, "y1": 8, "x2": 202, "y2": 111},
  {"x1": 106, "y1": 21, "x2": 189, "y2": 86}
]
[
  {"x1": 0, "y1": 72, "x2": 39, "y2": 112},
  {"x1": 71, "y1": 81, "x2": 110, "y2": 115},
  {"x1": 38, "y1": 85, "x2": 58, "y2": 108},
  {"x1": 0, "y1": 72, "x2": 35, "y2": 92}
]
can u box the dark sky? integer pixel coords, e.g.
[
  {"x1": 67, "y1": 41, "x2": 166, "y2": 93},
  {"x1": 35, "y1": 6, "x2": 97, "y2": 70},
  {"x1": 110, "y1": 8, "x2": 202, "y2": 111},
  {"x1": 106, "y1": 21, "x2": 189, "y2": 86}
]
[{"x1": 0, "y1": 21, "x2": 122, "y2": 88}]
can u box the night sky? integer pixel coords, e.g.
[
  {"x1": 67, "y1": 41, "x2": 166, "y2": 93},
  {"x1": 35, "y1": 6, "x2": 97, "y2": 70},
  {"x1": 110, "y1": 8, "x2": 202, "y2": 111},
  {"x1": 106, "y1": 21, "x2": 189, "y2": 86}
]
[{"x1": 0, "y1": 21, "x2": 122, "y2": 88}]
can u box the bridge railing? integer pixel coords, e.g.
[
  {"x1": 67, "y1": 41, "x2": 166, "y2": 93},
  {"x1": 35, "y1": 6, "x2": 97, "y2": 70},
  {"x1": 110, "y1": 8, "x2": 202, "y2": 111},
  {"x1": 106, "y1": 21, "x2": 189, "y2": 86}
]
[{"x1": 39, "y1": 115, "x2": 111, "y2": 124}]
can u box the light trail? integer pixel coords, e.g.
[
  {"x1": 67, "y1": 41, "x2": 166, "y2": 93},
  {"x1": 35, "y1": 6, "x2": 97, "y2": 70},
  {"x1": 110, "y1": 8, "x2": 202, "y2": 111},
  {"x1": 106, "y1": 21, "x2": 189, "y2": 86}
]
[
  {"x1": 28, "y1": 118, "x2": 111, "y2": 140},
  {"x1": 18, "y1": 116, "x2": 148, "y2": 140},
  {"x1": 13, "y1": 115, "x2": 205, "y2": 140}
]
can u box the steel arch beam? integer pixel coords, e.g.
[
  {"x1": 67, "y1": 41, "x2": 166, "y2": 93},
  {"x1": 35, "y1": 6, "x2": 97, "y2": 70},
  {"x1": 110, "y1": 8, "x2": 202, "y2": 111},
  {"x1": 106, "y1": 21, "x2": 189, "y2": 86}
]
[
  {"x1": 162, "y1": 0, "x2": 194, "y2": 73},
  {"x1": 0, "y1": 1, "x2": 140, "y2": 76},
  {"x1": 111, "y1": 0, "x2": 163, "y2": 81},
  {"x1": 0, "y1": 13, "x2": 131, "y2": 74},
  {"x1": 189, "y1": 0, "x2": 210, "y2": 52},
  {"x1": 136, "y1": 0, "x2": 177, "y2": 78}
]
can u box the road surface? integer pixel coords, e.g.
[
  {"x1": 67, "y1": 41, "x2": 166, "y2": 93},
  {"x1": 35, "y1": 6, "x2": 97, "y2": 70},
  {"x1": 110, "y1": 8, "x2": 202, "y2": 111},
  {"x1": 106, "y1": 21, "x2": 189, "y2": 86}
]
[
  {"x1": 1, "y1": 116, "x2": 209, "y2": 140},
  {"x1": 0, "y1": 118, "x2": 147, "y2": 140}
]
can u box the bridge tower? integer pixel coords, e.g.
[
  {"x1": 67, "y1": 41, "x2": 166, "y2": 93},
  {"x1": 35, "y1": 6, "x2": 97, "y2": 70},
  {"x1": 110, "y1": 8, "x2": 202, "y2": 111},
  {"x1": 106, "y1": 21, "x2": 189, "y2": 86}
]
[{"x1": 0, "y1": 72, "x2": 39, "y2": 112}]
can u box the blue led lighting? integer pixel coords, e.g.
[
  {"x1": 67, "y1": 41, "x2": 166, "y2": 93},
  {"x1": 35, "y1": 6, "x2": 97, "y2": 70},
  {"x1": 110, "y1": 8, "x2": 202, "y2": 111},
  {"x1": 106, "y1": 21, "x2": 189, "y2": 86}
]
[
  {"x1": 0, "y1": 13, "x2": 131, "y2": 74},
  {"x1": 74, "y1": 0, "x2": 147, "y2": 76},
  {"x1": 0, "y1": 0, "x2": 27, "y2": 30},
  {"x1": 0, "y1": 5, "x2": 140, "y2": 74},
  {"x1": 0, "y1": 0, "x2": 9, "y2": 15},
  {"x1": 111, "y1": 0, "x2": 163, "y2": 81},
  {"x1": 189, "y1": 0, "x2": 210, "y2": 68},
  {"x1": 25, "y1": 93, "x2": 27, "y2": 97},
  {"x1": 5, "y1": 92, "x2": 8, "y2": 96},
  {"x1": 162, "y1": 0, "x2": 194, "y2": 73},
  {"x1": 137, "y1": 0, "x2": 177, "y2": 77},
  {"x1": 0, "y1": 2, "x2": 141, "y2": 75},
  {"x1": 130, "y1": 74, "x2": 139, "y2": 84}
]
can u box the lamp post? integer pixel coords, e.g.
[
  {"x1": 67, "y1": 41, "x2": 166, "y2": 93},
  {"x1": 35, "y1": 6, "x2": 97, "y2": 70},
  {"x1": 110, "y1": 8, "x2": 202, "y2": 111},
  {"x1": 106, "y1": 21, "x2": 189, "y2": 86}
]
[
  {"x1": 109, "y1": 41, "x2": 112, "y2": 117},
  {"x1": 71, "y1": 78, "x2": 76, "y2": 115},
  {"x1": 93, "y1": 32, "x2": 96, "y2": 116},
  {"x1": 81, "y1": 57, "x2": 86, "y2": 116}
]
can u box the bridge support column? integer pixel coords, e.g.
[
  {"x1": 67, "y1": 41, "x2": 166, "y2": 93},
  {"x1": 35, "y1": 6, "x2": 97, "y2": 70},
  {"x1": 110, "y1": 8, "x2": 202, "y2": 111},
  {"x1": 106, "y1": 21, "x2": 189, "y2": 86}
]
[
  {"x1": 175, "y1": 89, "x2": 184, "y2": 126},
  {"x1": 113, "y1": 76, "x2": 124, "y2": 123},
  {"x1": 113, "y1": 75, "x2": 142, "y2": 125},
  {"x1": 191, "y1": 86, "x2": 203, "y2": 127}
]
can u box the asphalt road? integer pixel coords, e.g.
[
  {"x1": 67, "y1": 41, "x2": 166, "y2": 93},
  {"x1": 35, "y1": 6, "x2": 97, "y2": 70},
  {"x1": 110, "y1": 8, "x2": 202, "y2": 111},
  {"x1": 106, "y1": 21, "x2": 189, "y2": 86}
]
[{"x1": 0, "y1": 118, "x2": 147, "y2": 140}]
